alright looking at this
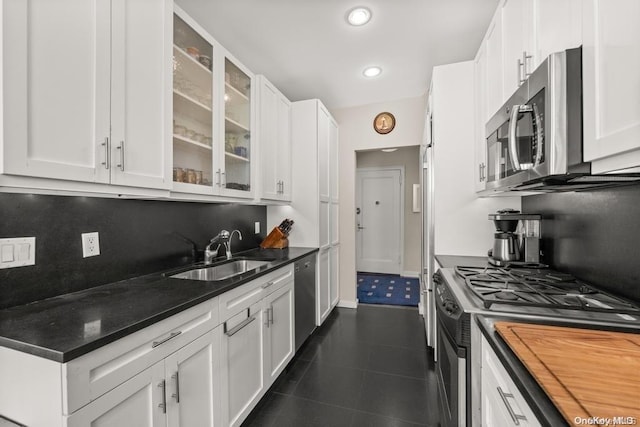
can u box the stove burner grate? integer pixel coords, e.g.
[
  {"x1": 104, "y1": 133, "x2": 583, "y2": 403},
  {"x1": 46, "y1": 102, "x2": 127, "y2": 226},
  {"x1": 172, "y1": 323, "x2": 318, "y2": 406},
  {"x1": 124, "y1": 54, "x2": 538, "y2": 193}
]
[{"x1": 454, "y1": 266, "x2": 640, "y2": 314}]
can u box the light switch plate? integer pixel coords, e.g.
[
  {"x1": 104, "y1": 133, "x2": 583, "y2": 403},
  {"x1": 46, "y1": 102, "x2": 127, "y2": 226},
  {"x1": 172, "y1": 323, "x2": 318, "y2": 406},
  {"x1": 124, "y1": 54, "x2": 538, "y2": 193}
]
[
  {"x1": 255, "y1": 222, "x2": 260, "y2": 234},
  {"x1": 0, "y1": 237, "x2": 35, "y2": 269}
]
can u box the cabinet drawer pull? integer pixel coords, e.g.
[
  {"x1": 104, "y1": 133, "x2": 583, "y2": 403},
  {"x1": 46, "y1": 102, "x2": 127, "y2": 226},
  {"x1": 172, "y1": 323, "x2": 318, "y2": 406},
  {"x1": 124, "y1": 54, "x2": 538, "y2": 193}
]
[
  {"x1": 216, "y1": 169, "x2": 221, "y2": 187},
  {"x1": 101, "y1": 137, "x2": 110, "y2": 169},
  {"x1": 262, "y1": 281, "x2": 275, "y2": 289},
  {"x1": 152, "y1": 331, "x2": 181, "y2": 348},
  {"x1": 172, "y1": 372, "x2": 180, "y2": 403},
  {"x1": 158, "y1": 380, "x2": 167, "y2": 413},
  {"x1": 497, "y1": 386, "x2": 527, "y2": 425},
  {"x1": 224, "y1": 309, "x2": 256, "y2": 337}
]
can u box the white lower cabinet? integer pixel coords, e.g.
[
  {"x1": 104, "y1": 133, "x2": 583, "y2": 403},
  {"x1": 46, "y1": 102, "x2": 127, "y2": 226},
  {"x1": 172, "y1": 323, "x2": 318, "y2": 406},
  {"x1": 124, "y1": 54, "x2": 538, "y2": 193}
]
[
  {"x1": 220, "y1": 302, "x2": 266, "y2": 427},
  {"x1": 0, "y1": 264, "x2": 298, "y2": 427},
  {"x1": 66, "y1": 328, "x2": 221, "y2": 427},
  {"x1": 263, "y1": 282, "x2": 295, "y2": 384},
  {"x1": 66, "y1": 361, "x2": 167, "y2": 427},
  {"x1": 317, "y1": 247, "x2": 331, "y2": 325},
  {"x1": 165, "y1": 329, "x2": 221, "y2": 427},
  {"x1": 481, "y1": 335, "x2": 540, "y2": 427},
  {"x1": 218, "y1": 264, "x2": 295, "y2": 427}
]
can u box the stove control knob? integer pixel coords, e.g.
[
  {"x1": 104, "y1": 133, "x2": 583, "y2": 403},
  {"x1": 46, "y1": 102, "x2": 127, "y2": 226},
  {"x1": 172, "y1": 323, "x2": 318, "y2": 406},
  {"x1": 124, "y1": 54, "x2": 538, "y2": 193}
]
[{"x1": 443, "y1": 300, "x2": 457, "y2": 313}]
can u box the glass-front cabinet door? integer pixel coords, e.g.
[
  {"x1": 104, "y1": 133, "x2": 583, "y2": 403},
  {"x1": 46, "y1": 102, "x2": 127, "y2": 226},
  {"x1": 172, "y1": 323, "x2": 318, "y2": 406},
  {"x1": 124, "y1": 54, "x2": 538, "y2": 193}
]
[
  {"x1": 172, "y1": 13, "x2": 214, "y2": 193},
  {"x1": 222, "y1": 57, "x2": 253, "y2": 195}
]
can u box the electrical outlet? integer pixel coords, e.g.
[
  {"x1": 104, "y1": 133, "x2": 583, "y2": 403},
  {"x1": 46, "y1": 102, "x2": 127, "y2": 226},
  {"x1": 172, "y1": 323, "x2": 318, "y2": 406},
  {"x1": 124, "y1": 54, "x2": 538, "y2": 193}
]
[
  {"x1": 81, "y1": 232, "x2": 100, "y2": 258},
  {"x1": 255, "y1": 222, "x2": 260, "y2": 234}
]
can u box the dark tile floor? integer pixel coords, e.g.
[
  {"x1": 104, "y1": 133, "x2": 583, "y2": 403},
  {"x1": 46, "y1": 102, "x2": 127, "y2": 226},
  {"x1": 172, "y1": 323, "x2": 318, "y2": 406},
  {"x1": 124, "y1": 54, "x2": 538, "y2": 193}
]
[{"x1": 242, "y1": 304, "x2": 440, "y2": 427}]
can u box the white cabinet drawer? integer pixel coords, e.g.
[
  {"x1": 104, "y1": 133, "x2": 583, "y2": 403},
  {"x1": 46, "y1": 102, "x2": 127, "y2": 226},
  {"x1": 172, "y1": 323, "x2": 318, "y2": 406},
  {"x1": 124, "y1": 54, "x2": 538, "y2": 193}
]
[
  {"x1": 481, "y1": 336, "x2": 541, "y2": 427},
  {"x1": 218, "y1": 265, "x2": 294, "y2": 322},
  {"x1": 63, "y1": 297, "x2": 219, "y2": 414}
]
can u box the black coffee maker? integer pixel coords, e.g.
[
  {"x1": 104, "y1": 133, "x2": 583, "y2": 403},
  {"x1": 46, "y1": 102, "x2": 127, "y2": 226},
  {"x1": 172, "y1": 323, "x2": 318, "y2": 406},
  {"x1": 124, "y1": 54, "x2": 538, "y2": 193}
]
[{"x1": 488, "y1": 209, "x2": 542, "y2": 267}]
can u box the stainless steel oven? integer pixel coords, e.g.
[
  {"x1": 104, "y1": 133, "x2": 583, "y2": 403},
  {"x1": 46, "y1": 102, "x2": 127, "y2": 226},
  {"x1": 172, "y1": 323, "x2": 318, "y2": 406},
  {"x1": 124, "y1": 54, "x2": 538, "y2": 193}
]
[{"x1": 434, "y1": 271, "x2": 471, "y2": 427}]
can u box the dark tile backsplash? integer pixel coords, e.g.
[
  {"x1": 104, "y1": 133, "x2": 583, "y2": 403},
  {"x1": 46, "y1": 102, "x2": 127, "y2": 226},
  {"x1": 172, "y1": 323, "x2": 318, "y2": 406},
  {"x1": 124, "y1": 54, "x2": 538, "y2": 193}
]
[
  {"x1": 0, "y1": 193, "x2": 266, "y2": 309},
  {"x1": 522, "y1": 184, "x2": 640, "y2": 302}
]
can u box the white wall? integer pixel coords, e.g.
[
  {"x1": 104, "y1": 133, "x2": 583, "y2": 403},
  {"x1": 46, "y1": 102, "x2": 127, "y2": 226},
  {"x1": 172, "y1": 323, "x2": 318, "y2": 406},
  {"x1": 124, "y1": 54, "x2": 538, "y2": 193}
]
[
  {"x1": 431, "y1": 61, "x2": 520, "y2": 256},
  {"x1": 332, "y1": 96, "x2": 426, "y2": 305},
  {"x1": 356, "y1": 146, "x2": 421, "y2": 275}
]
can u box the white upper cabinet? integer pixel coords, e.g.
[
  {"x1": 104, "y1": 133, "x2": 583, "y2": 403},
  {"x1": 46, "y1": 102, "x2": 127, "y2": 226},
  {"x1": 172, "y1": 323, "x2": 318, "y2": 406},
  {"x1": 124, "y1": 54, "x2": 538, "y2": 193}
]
[
  {"x1": 534, "y1": 0, "x2": 582, "y2": 65},
  {"x1": 171, "y1": 10, "x2": 255, "y2": 200},
  {"x1": 257, "y1": 75, "x2": 292, "y2": 202},
  {"x1": 501, "y1": 0, "x2": 535, "y2": 98},
  {"x1": 484, "y1": 13, "x2": 504, "y2": 121},
  {"x1": 474, "y1": 44, "x2": 488, "y2": 192},
  {"x1": 220, "y1": 54, "x2": 255, "y2": 198},
  {"x1": 1, "y1": 0, "x2": 171, "y2": 189},
  {"x1": 479, "y1": 0, "x2": 583, "y2": 121},
  {"x1": 582, "y1": 0, "x2": 640, "y2": 172},
  {"x1": 110, "y1": 0, "x2": 172, "y2": 189}
]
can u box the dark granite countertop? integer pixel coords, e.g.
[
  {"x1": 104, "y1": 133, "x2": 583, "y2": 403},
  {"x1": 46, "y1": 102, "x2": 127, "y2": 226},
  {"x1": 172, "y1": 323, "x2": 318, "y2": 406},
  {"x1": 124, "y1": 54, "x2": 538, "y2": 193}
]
[
  {"x1": 435, "y1": 254, "x2": 490, "y2": 269},
  {"x1": 0, "y1": 247, "x2": 317, "y2": 363}
]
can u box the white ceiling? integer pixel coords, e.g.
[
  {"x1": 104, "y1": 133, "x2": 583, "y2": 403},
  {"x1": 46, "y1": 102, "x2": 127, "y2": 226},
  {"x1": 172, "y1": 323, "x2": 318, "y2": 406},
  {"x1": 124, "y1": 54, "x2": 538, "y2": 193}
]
[{"x1": 175, "y1": 0, "x2": 499, "y2": 110}]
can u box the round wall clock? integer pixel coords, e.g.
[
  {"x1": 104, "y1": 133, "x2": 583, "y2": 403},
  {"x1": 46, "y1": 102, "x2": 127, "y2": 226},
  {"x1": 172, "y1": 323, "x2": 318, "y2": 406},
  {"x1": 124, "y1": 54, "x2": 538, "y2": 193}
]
[{"x1": 373, "y1": 112, "x2": 396, "y2": 134}]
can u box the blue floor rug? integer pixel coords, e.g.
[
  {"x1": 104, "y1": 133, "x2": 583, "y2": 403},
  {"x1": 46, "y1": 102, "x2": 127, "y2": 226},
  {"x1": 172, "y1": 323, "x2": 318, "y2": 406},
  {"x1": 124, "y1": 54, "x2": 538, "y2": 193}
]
[{"x1": 357, "y1": 273, "x2": 420, "y2": 307}]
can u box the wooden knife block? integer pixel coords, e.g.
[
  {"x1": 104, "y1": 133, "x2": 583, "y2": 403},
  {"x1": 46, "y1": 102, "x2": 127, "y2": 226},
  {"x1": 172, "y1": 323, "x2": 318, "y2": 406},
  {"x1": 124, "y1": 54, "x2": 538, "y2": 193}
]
[{"x1": 260, "y1": 227, "x2": 289, "y2": 249}]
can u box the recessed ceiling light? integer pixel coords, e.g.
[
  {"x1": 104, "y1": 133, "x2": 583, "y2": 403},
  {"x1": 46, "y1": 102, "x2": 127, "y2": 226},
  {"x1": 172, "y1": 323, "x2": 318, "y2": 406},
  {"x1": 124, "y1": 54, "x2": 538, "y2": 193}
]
[
  {"x1": 347, "y1": 7, "x2": 372, "y2": 26},
  {"x1": 381, "y1": 148, "x2": 398, "y2": 153},
  {"x1": 363, "y1": 66, "x2": 382, "y2": 78}
]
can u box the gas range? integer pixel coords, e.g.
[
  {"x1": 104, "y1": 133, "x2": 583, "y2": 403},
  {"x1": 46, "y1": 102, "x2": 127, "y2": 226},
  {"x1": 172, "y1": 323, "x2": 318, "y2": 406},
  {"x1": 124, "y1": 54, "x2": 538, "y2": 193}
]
[
  {"x1": 455, "y1": 265, "x2": 640, "y2": 316},
  {"x1": 435, "y1": 265, "x2": 640, "y2": 328}
]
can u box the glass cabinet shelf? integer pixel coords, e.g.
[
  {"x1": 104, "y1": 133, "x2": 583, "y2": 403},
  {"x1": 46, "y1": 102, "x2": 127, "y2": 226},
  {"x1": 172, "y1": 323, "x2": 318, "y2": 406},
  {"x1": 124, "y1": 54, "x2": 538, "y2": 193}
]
[
  {"x1": 172, "y1": 13, "x2": 214, "y2": 188},
  {"x1": 223, "y1": 58, "x2": 251, "y2": 192}
]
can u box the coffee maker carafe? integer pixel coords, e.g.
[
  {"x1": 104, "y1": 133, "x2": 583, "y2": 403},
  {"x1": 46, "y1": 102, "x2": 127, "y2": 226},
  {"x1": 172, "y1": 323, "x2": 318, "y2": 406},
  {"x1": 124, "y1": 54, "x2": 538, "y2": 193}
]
[{"x1": 488, "y1": 209, "x2": 542, "y2": 267}]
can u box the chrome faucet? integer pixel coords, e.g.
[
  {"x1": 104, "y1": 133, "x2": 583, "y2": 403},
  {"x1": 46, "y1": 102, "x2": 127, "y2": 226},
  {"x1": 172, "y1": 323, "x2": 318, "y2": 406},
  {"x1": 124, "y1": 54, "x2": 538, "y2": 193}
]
[
  {"x1": 204, "y1": 230, "x2": 230, "y2": 265},
  {"x1": 225, "y1": 229, "x2": 243, "y2": 259}
]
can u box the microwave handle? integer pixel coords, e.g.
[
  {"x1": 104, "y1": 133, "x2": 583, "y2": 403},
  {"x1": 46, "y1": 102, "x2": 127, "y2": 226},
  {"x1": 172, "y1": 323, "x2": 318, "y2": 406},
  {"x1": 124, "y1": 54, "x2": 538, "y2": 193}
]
[
  {"x1": 532, "y1": 104, "x2": 544, "y2": 168},
  {"x1": 508, "y1": 106, "x2": 522, "y2": 171},
  {"x1": 508, "y1": 104, "x2": 535, "y2": 171}
]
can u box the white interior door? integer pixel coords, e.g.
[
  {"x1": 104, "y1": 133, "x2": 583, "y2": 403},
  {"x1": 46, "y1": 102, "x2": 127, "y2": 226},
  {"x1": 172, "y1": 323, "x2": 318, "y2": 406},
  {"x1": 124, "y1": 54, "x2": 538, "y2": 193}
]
[{"x1": 356, "y1": 168, "x2": 403, "y2": 274}]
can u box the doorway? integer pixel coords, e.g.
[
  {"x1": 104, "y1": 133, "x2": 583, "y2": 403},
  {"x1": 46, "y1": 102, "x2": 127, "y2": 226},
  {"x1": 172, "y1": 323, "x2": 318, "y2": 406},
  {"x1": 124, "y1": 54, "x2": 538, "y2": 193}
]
[
  {"x1": 354, "y1": 146, "x2": 422, "y2": 307},
  {"x1": 355, "y1": 167, "x2": 403, "y2": 274}
]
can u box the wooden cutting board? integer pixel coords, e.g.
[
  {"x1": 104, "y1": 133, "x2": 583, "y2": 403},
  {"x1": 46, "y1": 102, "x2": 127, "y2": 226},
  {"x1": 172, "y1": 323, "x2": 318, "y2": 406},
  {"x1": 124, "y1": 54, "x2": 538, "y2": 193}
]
[{"x1": 495, "y1": 322, "x2": 640, "y2": 426}]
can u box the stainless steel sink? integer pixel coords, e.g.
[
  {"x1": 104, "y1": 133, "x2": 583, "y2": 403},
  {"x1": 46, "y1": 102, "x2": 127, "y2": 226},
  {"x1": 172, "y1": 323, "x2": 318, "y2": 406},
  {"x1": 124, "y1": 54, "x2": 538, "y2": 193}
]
[{"x1": 170, "y1": 260, "x2": 269, "y2": 282}]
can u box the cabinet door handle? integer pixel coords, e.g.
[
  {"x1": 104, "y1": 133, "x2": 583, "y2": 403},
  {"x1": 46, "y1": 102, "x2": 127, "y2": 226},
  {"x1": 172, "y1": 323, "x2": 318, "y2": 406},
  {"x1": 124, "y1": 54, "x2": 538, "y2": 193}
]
[
  {"x1": 101, "y1": 137, "x2": 110, "y2": 169},
  {"x1": 152, "y1": 331, "x2": 181, "y2": 348},
  {"x1": 522, "y1": 51, "x2": 533, "y2": 79},
  {"x1": 171, "y1": 372, "x2": 180, "y2": 403},
  {"x1": 224, "y1": 309, "x2": 256, "y2": 337},
  {"x1": 517, "y1": 58, "x2": 525, "y2": 85},
  {"x1": 216, "y1": 169, "x2": 221, "y2": 187},
  {"x1": 264, "y1": 308, "x2": 270, "y2": 327},
  {"x1": 221, "y1": 171, "x2": 226, "y2": 187},
  {"x1": 158, "y1": 380, "x2": 167, "y2": 413},
  {"x1": 262, "y1": 281, "x2": 275, "y2": 289},
  {"x1": 497, "y1": 386, "x2": 527, "y2": 425},
  {"x1": 116, "y1": 141, "x2": 125, "y2": 171},
  {"x1": 281, "y1": 181, "x2": 284, "y2": 194},
  {"x1": 269, "y1": 307, "x2": 274, "y2": 325}
]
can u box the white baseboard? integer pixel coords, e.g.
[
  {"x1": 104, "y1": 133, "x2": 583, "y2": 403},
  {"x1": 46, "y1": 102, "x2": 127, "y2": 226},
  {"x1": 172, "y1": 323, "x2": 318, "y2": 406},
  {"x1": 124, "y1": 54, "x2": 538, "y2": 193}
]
[
  {"x1": 401, "y1": 270, "x2": 420, "y2": 278},
  {"x1": 337, "y1": 299, "x2": 358, "y2": 309}
]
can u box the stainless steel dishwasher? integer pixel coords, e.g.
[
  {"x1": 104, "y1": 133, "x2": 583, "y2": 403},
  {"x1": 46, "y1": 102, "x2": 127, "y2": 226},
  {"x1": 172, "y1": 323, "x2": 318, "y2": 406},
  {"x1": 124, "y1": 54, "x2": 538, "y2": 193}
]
[{"x1": 294, "y1": 253, "x2": 316, "y2": 351}]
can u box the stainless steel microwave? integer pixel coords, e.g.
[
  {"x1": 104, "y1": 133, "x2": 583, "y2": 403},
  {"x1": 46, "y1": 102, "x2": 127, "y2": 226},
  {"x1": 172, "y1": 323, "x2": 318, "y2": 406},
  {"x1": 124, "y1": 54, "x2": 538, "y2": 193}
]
[{"x1": 484, "y1": 47, "x2": 640, "y2": 192}]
